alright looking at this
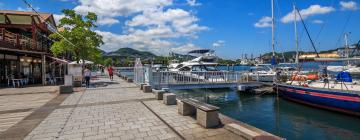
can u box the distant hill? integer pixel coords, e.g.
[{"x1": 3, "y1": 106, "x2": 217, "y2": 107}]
[{"x1": 104, "y1": 48, "x2": 157, "y2": 60}]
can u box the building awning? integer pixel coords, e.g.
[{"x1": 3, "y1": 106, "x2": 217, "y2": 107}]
[{"x1": 46, "y1": 56, "x2": 69, "y2": 64}]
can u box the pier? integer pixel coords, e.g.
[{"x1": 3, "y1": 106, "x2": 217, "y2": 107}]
[{"x1": 0, "y1": 74, "x2": 281, "y2": 140}]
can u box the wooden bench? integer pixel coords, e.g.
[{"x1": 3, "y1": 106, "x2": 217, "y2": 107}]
[{"x1": 178, "y1": 98, "x2": 220, "y2": 128}]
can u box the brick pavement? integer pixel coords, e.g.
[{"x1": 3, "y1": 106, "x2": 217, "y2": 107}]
[{"x1": 1, "y1": 76, "x2": 242, "y2": 140}]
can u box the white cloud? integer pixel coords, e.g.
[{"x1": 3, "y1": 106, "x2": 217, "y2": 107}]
[
  {"x1": 212, "y1": 40, "x2": 225, "y2": 47},
  {"x1": 126, "y1": 8, "x2": 207, "y2": 37},
  {"x1": 281, "y1": 5, "x2": 335, "y2": 23},
  {"x1": 340, "y1": 1, "x2": 358, "y2": 11},
  {"x1": 95, "y1": 30, "x2": 174, "y2": 54},
  {"x1": 73, "y1": 0, "x2": 172, "y2": 26},
  {"x1": 171, "y1": 43, "x2": 200, "y2": 54},
  {"x1": 187, "y1": 0, "x2": 201, "y2": 6},
  {"x1": 73, "y1": 0, "x2": 207, "y2": 55},
  {"x1": 254, "y1": 16, "x2": 272, "y2": 28},
  {"x1": 53, "y1": 14, "x2": 65, "y2": 25},
  {"x1": 312, "y1": 19, "x2": 324, "y2": 24},
  {"x1": 97, "y1": 17, "x2": 120, "y2": 26}
]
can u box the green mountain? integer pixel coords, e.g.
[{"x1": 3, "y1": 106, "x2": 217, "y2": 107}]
[{"x1": 105, "y1": 48, "x2": 157, "y2": 60}]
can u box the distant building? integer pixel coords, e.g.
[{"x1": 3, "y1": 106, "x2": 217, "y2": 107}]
[{"x1": 299, "y1": 53, "x2": 339, "y2": 60}]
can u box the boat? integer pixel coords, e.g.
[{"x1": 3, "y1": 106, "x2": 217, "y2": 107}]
[
  {"x1": 275, "y1": 77, "x2": 360, "y2": 116},
  {"x1": 274, "y1": 4, "x2": 360, "y2": 116},
  {"x1": 248, "y1": 65, "x2": 276, "y2": 82},
  {"x1": 168, "y1": 49, "x2": 227, "y2": 82},
  {"x1": 169, "y1": 49, "x2": 218, "y2": 72},
  {"x1": 326, "y1": 33, "x2": 360, "y2": 74}
]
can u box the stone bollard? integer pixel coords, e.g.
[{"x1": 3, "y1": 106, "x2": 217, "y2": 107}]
[
  {"x1": 152, "y1": 89, "x2": 165, "y2": 100},
  {"x1": 177, "y1": 100, "x2": 196, "y2": 116},
  {"x1": 59, "y1": 85, "x2": 73, "y2": 94},
  {"x1": 196, "y1": 107, "x2": 219, "y2": 128},
  {"x1": 142, "y1": 85, "x2": 152, "y2": 93},
  {"x1": 127, "y1": 78, "x2": 133, "y2": 83},
  {"x1": 140, "y1": 83, "x2": 147, "y2": 90},
  {"x1": 163, "y1": 93, "x2": 177, "y2": 105}
]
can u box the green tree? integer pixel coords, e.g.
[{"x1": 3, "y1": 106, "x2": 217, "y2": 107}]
[
  {"x1": 50, "y1": 9, "x2": 103, "y2": 67},
  {"x1": 104, "y1": 58, "x2": 112, "y2": 66}
]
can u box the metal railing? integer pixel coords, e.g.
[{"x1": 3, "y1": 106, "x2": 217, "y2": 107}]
[
  {"x1": 0, "y1": 28, "x2": 45, "y2": 52},
  {"x1": 151, "y1": 71, "x2": 246, "y2": 85}
]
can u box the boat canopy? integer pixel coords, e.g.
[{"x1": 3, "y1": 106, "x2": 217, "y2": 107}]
[{"x1": 336, "y1": 71, "x2": 352, "y2": 82}]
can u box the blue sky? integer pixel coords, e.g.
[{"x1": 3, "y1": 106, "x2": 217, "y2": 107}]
[{"x1": 1, "y1": 0, "x2": 359, "y2": 59}]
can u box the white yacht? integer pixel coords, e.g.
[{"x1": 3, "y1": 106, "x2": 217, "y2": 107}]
[
  {"x1": 168, "y1": 49, "x2": 227, "y2": 82},
  {"x1": 327, "y1": 64, "x2": 360, "y2": 74},
  {"x1": 169, "y1": 49, "x2": 219, "y2": 72},
  {"x1": 247, "y1": 65, "x2": 276, "y2": 82}
]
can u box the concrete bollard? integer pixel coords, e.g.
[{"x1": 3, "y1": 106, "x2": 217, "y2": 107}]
[
  {"x1": 152, "y1": 89, "x2": 165, "y2": 100},
  {"x1": 163, "y1": 93, "x2": 177, "y2": 105},
  {"x1": 127, "y1": 78, "x2": 133, "y2": 83},
  {"x1": 142, "y1": 85, "x2": 152, "y2": 93},
  {"x1": 177, "y1": 100, "x2": 196, "y2": 116},
  {"x1": 196, "y1": 108, "x2": 219, "y2": 128},
  {"x1": 59, "y1": 85, "x2": 73, "y2": 94},
  {"x1": 140, "y1": 83, "x2": 147, "y2": 90}
]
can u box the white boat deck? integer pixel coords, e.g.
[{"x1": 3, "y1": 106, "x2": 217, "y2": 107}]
[{"x1": 308, "y1": 81, "x2": 360, "y2": 92}]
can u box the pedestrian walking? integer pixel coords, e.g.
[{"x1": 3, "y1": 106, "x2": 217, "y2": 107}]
[
  {"x1": 108, "y1": 66, "x2": 114, "y2": 80},
  {"x1": 84, "y1": 67, "x2": 91, "y2": 88}
]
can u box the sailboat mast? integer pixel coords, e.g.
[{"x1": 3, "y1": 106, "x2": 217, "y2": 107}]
[
  {"x1": 293, "y1": 4, "x2": 299, "y2": 64},
  {"x1": 271, "y1": 0, "x2": 276, "y2": 57},
  {"x1": 344, "y1": 33, "x2": 350, "y2": 65}
]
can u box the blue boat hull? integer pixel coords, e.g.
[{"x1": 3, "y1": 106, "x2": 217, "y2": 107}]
[{"x1": 274, "y1": 84, "x2": 360, "y2": 116}]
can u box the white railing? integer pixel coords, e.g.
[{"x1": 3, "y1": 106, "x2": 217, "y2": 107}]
[
  {"x1": 151, "y1": 71, "x2": 246, "y2": 85},
  {"x1": 134, "y1": 67, "x2": 145, "y2": 84}
]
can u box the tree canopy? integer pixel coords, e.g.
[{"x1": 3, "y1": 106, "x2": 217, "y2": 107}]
[{"x1": 50, "y1": 9, "x2": 103, "y2": 64}]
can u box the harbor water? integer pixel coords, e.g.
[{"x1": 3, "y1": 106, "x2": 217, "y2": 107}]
[{"x1": 172, "y1": 88, "x2": 360, "y2": 140}]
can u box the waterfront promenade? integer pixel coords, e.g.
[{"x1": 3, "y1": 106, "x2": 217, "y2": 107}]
[{"x1": 0, "y1": 76, "x2": 242, "y2": 140}]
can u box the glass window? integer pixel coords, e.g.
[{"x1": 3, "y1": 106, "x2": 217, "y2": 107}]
[
  {"x1": 192, "y1": 66, "x2": 202, "y2": 71},
  {"x1": 179, "y1": 66, "x2": 190, "y2": 71},
  {"x1": 205, "y1": 66, "x2": 217, "y2": 71}
]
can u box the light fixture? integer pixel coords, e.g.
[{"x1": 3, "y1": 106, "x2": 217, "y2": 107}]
[{"x1": 20, "y1": 58, "x2": 25, "y2": 62}]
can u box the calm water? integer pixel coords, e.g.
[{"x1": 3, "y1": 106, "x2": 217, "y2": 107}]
[{"x1": 171, "y1": 88, "x2": 360, "y2": 140}]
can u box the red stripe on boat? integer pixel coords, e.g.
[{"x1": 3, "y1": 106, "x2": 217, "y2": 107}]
[{"x1": 281, "y1": 87, "x2": 360, "y2": 102}]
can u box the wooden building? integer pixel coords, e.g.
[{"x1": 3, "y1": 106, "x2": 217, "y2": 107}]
[{"x1": 0, "y1": 10, "x2": 67, "y2": 87}]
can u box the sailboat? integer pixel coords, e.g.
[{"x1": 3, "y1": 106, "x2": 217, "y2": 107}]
[
  {"x1": 247, "y1": 0, "x2": 277, "y2": 82},
  {"x1": 326, "y1": 34, "x2": 360, "y2": 74},
  {"x1": 274, "y1": 4, "x2": 360, "y2": 116}
]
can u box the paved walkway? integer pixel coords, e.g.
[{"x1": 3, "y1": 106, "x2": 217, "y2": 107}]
[
  {"x1": 0, "y1": 76, "x2": 243, "y2": 140},
  {"x1": 0, "y1": 86, "x2": 58, "y2": 134}
]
